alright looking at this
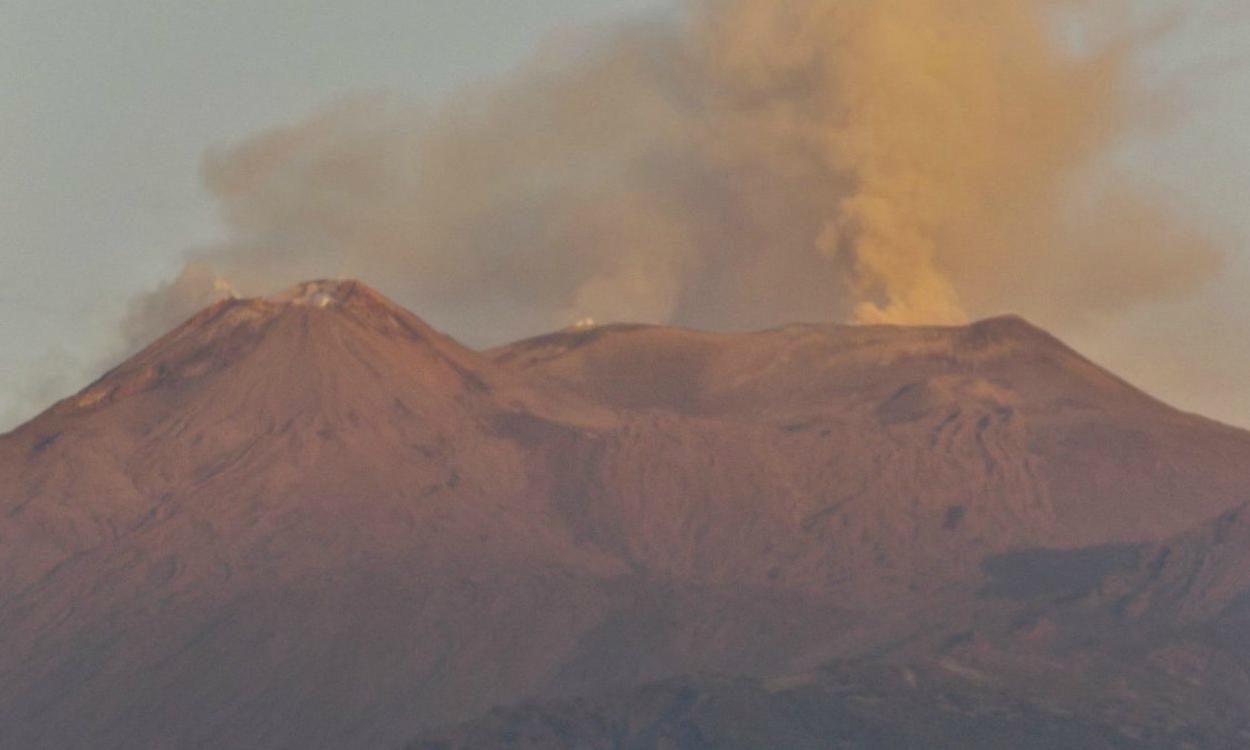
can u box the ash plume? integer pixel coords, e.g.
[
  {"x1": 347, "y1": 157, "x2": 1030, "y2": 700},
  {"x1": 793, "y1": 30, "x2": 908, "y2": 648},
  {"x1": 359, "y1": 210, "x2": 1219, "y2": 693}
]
[{"x1": 127, "y1": 0, "x2": 1222, "y2": 348}]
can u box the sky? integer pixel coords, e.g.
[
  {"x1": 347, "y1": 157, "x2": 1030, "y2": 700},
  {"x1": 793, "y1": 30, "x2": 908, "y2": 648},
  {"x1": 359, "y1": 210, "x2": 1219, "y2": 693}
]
[
  {"x1": 0, "y1": 0, "x2": 668, "y2": 426},
  {"x1": 2, "y1": 0, "x2": 1249, "y2": 430}
]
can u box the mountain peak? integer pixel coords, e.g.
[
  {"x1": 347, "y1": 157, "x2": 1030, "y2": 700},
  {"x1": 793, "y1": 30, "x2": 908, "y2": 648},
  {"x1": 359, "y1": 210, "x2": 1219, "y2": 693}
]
[
  {"x1": 48, "y1": 279, "x2": 494, "y2": 421},
  {"x1": 949, "y1": 314, "x2": 1066, "y2": 357},
  {"x1": 170, "y1": 278, "x2": 441, "y2": 350},
  {"x1": 965, "y1": 313, "x2": 1044, "y2": 338},
  {"x1": 267, "y1": 278, "x2": 362, "y2": 308},
  {"x1": 263, "y1": 278, "x2": 401, "y2": 313}
]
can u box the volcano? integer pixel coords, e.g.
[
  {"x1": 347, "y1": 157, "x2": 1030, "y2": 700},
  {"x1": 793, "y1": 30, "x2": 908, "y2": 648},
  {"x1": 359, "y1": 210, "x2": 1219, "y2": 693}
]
[{"x1": 3, "y1": 280, "x2": 1250, "y2": 749}]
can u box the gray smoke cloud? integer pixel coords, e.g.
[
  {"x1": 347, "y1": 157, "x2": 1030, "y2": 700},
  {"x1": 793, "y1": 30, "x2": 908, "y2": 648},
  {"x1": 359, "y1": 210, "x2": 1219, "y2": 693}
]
[{"x1": 125, "y1": 0, "x2": 1223, "y2": 350}]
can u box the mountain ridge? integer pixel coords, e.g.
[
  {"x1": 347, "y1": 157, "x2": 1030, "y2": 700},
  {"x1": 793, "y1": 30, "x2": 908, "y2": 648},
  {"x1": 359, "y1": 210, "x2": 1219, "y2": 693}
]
[{"x1": 3, "y1": 279, "x2": 1250, "y2": 749}]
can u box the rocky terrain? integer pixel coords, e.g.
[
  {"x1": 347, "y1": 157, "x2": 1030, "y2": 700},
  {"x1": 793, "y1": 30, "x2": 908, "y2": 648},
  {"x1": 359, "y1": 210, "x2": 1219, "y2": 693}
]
[
  {"x1": 414, "y1": 508, "x2": 1250, "y2": 749},
  {"x1": 2, "y1": 280, "x2": 1249, "y2": 748},
  {"x1": 410, "y1": 659, "x2": 1250, "y2": 750}
]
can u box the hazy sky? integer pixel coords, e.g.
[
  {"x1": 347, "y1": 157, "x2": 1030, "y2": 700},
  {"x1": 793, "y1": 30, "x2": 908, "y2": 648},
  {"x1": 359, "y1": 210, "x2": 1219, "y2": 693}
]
[
  {"x1": 1, "y1": 0, "x2": 667, "y2": 426},
  {"x1": 3, "y1": 0, "x2": 1249, "y2": 430}
]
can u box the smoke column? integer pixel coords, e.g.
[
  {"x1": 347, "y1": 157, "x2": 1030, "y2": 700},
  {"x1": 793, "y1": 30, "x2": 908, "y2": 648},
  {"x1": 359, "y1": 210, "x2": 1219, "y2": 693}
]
[{"x1": 125, "y1": 0, "x2": 1221, "y2": 348}]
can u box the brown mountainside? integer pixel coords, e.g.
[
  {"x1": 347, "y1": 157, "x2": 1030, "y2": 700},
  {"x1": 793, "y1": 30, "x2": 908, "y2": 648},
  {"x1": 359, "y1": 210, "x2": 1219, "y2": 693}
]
[{"x1": 2, "y1": 280, "x2": 1249, "y2": 749}]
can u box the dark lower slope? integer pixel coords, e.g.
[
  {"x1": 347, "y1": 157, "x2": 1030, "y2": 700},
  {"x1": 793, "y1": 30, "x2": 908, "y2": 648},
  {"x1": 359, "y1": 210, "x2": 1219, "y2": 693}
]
[
  {"x1": 410, "y1": 659, "x2": 1250, "y2": 750},
  {"x1": 412, "y1": 508, "x2": 1250, "y2": 750},
  {"x1": 945, "y1": 503, "x2": 1250, "y2": 702}
]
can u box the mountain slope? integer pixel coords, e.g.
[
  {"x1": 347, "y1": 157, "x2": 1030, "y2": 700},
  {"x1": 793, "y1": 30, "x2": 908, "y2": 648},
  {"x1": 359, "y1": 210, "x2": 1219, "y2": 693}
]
[
  {"x1": 0, "y1": 281, "x2": 625, "y2": 748},
  {"x1": 493, "y1": 317, "x2": 1250, "y2": 594},
  {"x1": 2, "y1": 280, "x2": 1249, "y2": 749},
  {"x1": 410, "y1": 658, "x2": 1250, "y2": 750},
  {"x1": 412, "y1": 510, "x2": 1250, "y2": 750}
]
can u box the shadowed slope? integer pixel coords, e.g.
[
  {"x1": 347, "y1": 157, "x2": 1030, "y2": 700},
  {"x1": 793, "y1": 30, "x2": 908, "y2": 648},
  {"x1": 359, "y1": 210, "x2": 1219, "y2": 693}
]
[{"x1": 410, "y1": 658, "x2": 1250, "y2": 750}]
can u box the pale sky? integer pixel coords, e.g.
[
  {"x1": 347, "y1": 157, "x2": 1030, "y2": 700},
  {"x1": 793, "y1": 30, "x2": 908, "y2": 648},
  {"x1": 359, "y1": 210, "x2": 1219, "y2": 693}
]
[
  {"x1": 0, "y1": 0, "x2": 668, "y2": 427},
  {"x1": 2, "y1": 0, "x2": 1249, "y2": 430}
]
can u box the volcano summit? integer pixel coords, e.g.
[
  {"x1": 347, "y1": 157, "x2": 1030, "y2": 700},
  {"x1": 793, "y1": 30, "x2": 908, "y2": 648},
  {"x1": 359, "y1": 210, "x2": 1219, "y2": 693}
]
[{"x1": 3, "y1": 281, "x2": 1250, "y2": 749}]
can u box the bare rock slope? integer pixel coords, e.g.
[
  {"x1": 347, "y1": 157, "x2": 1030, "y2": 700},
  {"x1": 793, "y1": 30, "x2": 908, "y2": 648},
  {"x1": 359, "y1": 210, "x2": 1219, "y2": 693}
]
[{"x1": 2, "y1": 280, "x2": 1249, "y2": 749}]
